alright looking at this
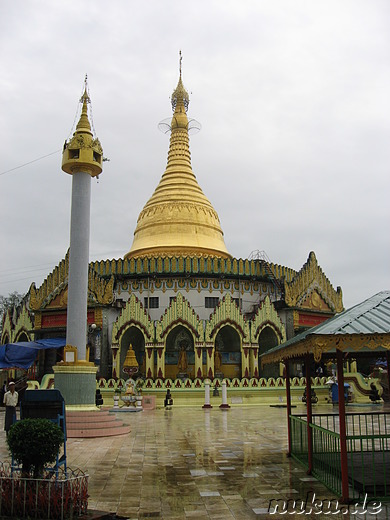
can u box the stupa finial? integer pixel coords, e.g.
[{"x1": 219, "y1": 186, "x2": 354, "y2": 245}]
[
  {"x1": 62, "y1": 76, "x2": 103, "y2": 178},
  {"x1": 171, "y1": 51, "x2": 189, "y2": 113},
  {"x1": 80, "y1": 74, "x2": 91, "y2": 105}
]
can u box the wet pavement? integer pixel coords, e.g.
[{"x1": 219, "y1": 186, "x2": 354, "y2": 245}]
[{"x1": 0, "y1": 405, "x2": 388, "y2": 519}]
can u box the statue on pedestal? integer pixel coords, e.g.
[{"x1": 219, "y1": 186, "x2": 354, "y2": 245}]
[
  {"x1": 214, "y1": 350, "x2": 223, "y2": 378},
  {"x1": 177, "y1": 342, "x2": 188, "y2": 378}
]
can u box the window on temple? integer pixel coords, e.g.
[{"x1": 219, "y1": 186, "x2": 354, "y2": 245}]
[
  {"x1": 205, "y1": 297, "x2": 219, "y2": 308},
  {"x1": 144, "y1": 297, "x2": 159, "y2": 309}
]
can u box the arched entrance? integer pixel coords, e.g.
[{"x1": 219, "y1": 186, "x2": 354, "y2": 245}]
[
  {"x1": 215, "y1": 325, "x2": 241, "y2": 379},
  {"x1": 119, "y1": 326, "x2": 145, "y2": 379},
  {"x1": 165, "y1": 325, "x2": 194, "y2": 379},
  {"x1": 15, "y1": 332, "x2": 28, "y2": 342},
  {"x1": 258, "y1": 326, "x2": 279, "y2": 378}
]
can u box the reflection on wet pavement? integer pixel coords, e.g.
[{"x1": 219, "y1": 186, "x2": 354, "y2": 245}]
[{"x1": 0, "y1": 405, "x2": 388, "y2": 519}]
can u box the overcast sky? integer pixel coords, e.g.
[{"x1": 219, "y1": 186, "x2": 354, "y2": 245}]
[{"x1": 1, "y1": 1, "x2": 389, "y2": 310}]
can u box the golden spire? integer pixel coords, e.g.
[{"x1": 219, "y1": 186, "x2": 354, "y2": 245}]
[
  {"x1": 123, "y1": 344, "x2": 139, "y2": 370},
  {"x1": 62, "y1": 75, "x2": 103, "y2": 177},
  {"x1": 125, "y1": 57, "x2": 230, "y2": 260},
  {"x1": 75, "y1": 75, "x2": 92, "y2": 134}
]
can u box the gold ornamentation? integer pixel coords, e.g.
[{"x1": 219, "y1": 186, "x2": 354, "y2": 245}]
[
  {"x1": 123, "y1": 344, "x2": 139, "y2": 370},
  {"x1": 158, "y1": 292, "x2": 204, "y2": 342},
  {"x1": 124, "y1": 71, "x2": 230, "y2": 261},
  {"x1": 62, "y1": 81, "x2": 103, "y2": 179},
  {"x1": 261, "y1": 333, "x2": 390, "y2": 367},
  {"x1": 88, "y1": 271, "x2": 114, "y2": 305},
  {"x1": 205, "y1": 293, "x2": 250, "y2": 342},
  {"x1": 111, "y1": 294, "x2": 154, "y2": 357},
  {"x1": 251, "y1": 296, "x2": 287, "y2": 344},
  {"x1": 284, "y1": 252, "x2": 343, "y2": 312},
  {"x1": 13, "y1": 303, "x2": 34, "y2": 342},
  {"x1": 94, "y1": 308, "x2": 103, "y2": 328},
  {"x1": 34, "y1": 312, "x2": 42, "y2": 330},
  {"x1": 28, "y1": 253, "x2": 70, "y2": 311}
]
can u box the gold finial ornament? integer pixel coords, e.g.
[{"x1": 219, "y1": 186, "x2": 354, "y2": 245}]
[
  {"x1": 123, "y1": 344, "x2": 139, "y2": 377},
  {"x1": 125, "y1": 58, "x2": 230, "y2": 260},
  {"x1": 62, "y1": 75, "x2": 103, "y2": 177},
  {"x1": 171, "y1": 51, "x2": 189, "y2": 113},
  {"x1": 123, "y1": 344, "x2": 139, "y2": 370}
]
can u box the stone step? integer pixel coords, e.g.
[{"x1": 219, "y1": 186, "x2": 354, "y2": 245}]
[
  {"x1": 66, "y1": 413, "x2": 115, "y2": 425},
  {"x1": 67, "y1": 418, "x2": 123, "y2": 429},
  {"x1": 67, "y1": 425, "x2": 131, "y2": 438},
  {"x1": 65, "y1": 410, "x2": 130, "y2": 438}
]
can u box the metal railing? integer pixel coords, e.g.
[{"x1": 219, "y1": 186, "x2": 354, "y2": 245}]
[
  {"x1": 311, "y1": 423, "x2": 342, "y2": 495},
  {"x1": 0, "y1": 464, "x2": 88, "y2": 519},
  {"x1": 290, "y1": 413, "x2": 390, "y2": 499}
]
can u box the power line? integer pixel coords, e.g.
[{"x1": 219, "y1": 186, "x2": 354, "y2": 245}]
[{"x1": 0, "y1": 150, "x2": 61, "y2": 177}]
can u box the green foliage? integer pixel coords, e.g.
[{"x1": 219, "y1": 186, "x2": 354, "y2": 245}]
[
  {"x1": 0, "y1": 291, "x2": 24, "y2": 336},
  {"x1": 7, "y1": 418, "x2": 64, "y2": 477}
]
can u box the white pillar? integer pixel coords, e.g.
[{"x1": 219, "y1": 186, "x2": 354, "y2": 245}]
[
  {"x1": 66, "y1": 171, "x2": 91, "y2": 360},
  {"x1": 219, "y1": 381, "x2": 230, "y2": 409},
  {"x1": 203, "y1": 380, "x2": 212, "y2": 409}
]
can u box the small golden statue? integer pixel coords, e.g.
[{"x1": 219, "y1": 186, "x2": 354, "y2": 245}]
[{"x1": 177, "y1": 342, "x2": 188, "y2": 374}]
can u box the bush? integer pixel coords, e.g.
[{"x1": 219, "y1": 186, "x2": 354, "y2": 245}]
[{"x1": 7, "y1": 418, "x2": 64, "y2": 478}]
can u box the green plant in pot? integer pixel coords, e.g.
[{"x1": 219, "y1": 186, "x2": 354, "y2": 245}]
[{"x1": 7, "y1": 418, "x2": 64, "y2": 478}]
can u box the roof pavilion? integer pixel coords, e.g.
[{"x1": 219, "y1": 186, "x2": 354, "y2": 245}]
[{"x1": 261, "y1": 291, "x2": 390, "y2": 502}]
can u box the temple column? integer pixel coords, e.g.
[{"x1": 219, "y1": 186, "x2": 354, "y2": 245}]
[
  {"x1": 194, "y1": 343, "x2": 203, "y2": 379},
  {"x1": 249, "y1": 346, "x2": 259, "y2": 378},
  {"x1": 111, "y1": 344, "x2": 119, "y2": 379},
  {"x1": 156, "y1": 344, "x2": 165, "y2": 379},
  {"x1": 205, "y1": 344, "x2": 214, "y2": 379},
  {"x1": 242, "y1": 344, "x2": 250, "y2": 378},
  {"x1": 145, "y1": 344, "x2": 154, "y2": 379}
]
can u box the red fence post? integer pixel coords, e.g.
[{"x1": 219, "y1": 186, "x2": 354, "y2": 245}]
[
  {"x1": 285, "y1": 361, "x2": 292, "y2": 457},
  {"x1": 305, "y1": 354, "x2": 313, "y2": 474},
  {"x1": 336, "y1": 348, "x2": 349, "y2": 503}
]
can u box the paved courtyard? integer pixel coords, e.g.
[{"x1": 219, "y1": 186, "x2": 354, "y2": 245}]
[{"x1": 0, "y1": 404, "x2": 388, "y2": 519}]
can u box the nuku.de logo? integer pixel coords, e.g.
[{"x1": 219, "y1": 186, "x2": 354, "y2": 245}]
[{"x1": 268, "y1": 492, "x2": 382, "y2": 515}]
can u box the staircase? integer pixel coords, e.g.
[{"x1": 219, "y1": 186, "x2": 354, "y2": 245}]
[
  {"x1": 248, "y1": 249, "x2": 284, "y2": 299},
  {"x1": 66, "y1": 410, "x2": 131, "y2": 438}
]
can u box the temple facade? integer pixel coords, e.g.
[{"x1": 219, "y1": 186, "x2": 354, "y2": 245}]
[{"x1": 1, "y1": 64, "x2": 344, "y2": 384}]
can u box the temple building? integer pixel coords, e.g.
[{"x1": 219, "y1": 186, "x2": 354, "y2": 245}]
[{"x1": 1, "y1": 64, "x2": 344, "y2": 385}]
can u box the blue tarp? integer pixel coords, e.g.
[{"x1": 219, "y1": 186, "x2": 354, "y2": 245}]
[{"x1": 0, "y1": 339, "x2": 66, "y2": 370}]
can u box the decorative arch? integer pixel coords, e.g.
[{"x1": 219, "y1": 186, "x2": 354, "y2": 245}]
[
  {"x1": 13, "y1": 305, "x2": 34, "y2": 343},
  {"x1": 112, "y1": 293, "x2": 154, "y2": 348},
  {"x1": 111, "y1": 294, "x2": 155, "y2": 379},
  {"x1": 250, "y1": 296, "x2": 286, "y2": 344},
  {"x1": 205, "y1": 293, "x2": 250, "y2": 342},
  {"x1": 156, "y1": 292, "x2": 204, "y2": 344},
  {"x1": 1, "y1": 310, "x2": 13, "y2": 344}
]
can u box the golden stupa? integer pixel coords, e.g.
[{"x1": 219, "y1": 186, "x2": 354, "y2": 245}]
[{"x1": 125, "y1": 58, "x2": 230, "y2": 260}]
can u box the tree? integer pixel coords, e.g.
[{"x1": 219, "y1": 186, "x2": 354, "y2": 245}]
[
  {"x1": 7, "y1": 418, "x2": 64, "y2": 478},
  {"x1": 0, "y1": 291, "x2": 24, "y2": 338}
]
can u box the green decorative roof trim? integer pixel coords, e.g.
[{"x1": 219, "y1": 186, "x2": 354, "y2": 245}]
[{"x1": 92, "y1": 255, "x2": 297, "y2": 281}]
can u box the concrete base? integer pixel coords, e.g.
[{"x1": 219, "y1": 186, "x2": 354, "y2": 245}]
[{"x1": 53, "y1": 363, "x2": 98, "y2": 407}]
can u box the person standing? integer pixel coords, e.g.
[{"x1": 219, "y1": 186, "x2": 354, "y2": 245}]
[{"x1": 3, "y1": 382, "x2": 18, "y2": 436}]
